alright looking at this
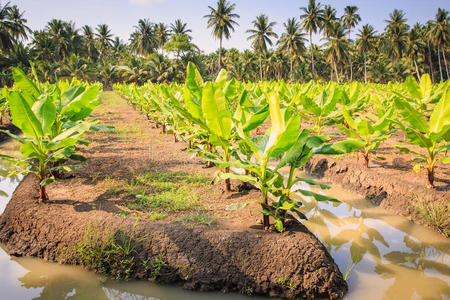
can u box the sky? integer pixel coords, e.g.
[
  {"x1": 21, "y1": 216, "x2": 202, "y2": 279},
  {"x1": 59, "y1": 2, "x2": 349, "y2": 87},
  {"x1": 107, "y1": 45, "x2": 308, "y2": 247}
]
[{"x1": 13, "y1": 0, "x2": 450, "y2": 54}]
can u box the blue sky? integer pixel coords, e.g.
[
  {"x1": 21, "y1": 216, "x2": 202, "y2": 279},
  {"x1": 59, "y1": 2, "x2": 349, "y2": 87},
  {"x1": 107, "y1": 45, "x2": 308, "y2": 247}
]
[{"x1": 13, "y1": 0, "x2": 450, "y2": 53}]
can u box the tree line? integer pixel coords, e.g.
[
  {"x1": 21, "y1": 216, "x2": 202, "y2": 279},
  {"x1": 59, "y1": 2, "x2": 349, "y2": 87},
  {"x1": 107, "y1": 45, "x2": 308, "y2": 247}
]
[{"x1": 0, "y1": 0, "x2": 448, "y2": 86}]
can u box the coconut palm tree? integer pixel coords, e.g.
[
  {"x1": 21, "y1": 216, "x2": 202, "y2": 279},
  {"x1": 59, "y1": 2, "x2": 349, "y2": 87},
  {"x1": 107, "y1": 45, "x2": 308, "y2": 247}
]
[
  {"x1": 204, "y1": 0, "x2": 240, "y2": 69},
  {"x1": 81, "y1": 25, "x2": 98, "y2": 61},
  {"x1": 427, "y1": 8, "x2": 449, "y2": 81},
  {"x1": 31, "y1": 30, "x2": 54, "y2": 61},
  {"x1": 384, "y1": 9, "x2": 409, "y2": 67},
  {"x1": 322, "y1": 5, "x2": 337, "y2": 38},
  {"x1": 130, "y1": 19, "x2": 156, "y2": 56},
  {"x1": 95, "y1": 24, "x2": 113, "y2": 55},
  {"x1": 323, "y1": 22, "x2": 349, "y2": 83},
  {"x1": 278, "y1": 17, "x2": 306, "y2": 75},
  {"x1": 46, "y1": 19, "x2": 71, "y2": 59},
  {"x1": 342, "y1": 5, "x2": 361, "y2": 81},
  {"x1": 406, "y1": 23, "x2": 426, "y2": 81},
  {"x1": 7, "y1": 5, "x2": 31, "y2": 42},
  {"x1": 356, "y1": 24, "x2": 377, "y2": 83},
  {"x1": 154, "y1": 23, "x2": 169, "y2": 55},
  {"x1": 170, "y1": 19, "x2": 192, "y2": 38},
  {"x1": 300, "y1": 0, "x2": 324, "y2": 80},
  {"x1": 246, "y1": 14, "x2": 278, "y2": 80}
]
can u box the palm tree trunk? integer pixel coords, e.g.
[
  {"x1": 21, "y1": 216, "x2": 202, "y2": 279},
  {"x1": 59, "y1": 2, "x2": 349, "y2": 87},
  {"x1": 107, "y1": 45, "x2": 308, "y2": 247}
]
[
  {"x1": 309, "y1": 31, "x2": 315, "y2": 81},
  {"x1": 219, "y1": 37, "x2": 222, "y2": 70},
  {"x1": 364, "y1": 51, "x2": 367, "y2": 83},
  {"x1": 348, "y1": 27, "x2": 353, "y2": 81},
  {"x1": 442, "y1": 47, "x2": 449, "y2": 80},
  {"x1": 259, "y1": 54, "x2": 263, "y2": 81},
  {"x1": 427, "y1": 43, "x2": 434, "y2": 82},
  {"x1": 414, "y1": 59, "x2": 421, "y2": 82},
  {"x1": 438, "y1": 45, "x2": 443, "y2": 82},
  {"x1": 334, "y1": 61, "x2": 340, "y2": 84}
]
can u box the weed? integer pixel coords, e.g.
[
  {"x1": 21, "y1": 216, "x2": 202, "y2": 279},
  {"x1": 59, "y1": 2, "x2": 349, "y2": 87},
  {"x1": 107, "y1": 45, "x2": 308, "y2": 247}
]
[
  {"x1": 142, "y1": 256, "x2": 167, "y2": 281},
  {"x1": 67, "y1": 218, "x2": 147, "y2": 280},
  {"x1": 278, "y1": 277, "x2": 297, "y2": 291},
  {"x1": 416, "y1": 201, "x2": 450, "y2": 237},
  {"x1": 178, "y1": 211, "x2": 216, "y2": 228},
  {"x1": 240, "y1": 285, "x2": 254, "y2": 296}
]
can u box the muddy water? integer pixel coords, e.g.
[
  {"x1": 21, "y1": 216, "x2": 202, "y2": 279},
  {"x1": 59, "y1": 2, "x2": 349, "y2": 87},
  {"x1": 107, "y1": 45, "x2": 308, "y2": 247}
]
[
  {"x1": 292, "y1": 179, "x2": 450, "y2": 299},
  {"x1": 0, "y1": 139, "x2": 449, "y2": 299}
]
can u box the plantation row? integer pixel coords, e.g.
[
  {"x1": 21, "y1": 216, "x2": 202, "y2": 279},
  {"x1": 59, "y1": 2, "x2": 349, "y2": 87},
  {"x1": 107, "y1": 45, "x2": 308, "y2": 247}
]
[{"x1": 114, "y1": 63, "x2": 449, "y2": 232}]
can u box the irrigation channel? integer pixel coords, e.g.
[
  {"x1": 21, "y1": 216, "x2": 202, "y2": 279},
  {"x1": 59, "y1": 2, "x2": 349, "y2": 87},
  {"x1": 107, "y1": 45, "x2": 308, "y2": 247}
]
[{"x1": 0, "y1": 138, "x2": 449, "y2": 300}]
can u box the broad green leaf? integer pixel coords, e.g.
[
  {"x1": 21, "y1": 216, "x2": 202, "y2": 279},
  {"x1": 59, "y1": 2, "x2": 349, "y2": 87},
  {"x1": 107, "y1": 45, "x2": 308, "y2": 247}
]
[
  {"x1": 314, "y1": 139, "x2": 364, "y2": 155},
  {"x1": 32, "y1": 95, "x2": 56, "y2": 135},
  {"x1": 202, "y1": 82, "x2": 231, "y2": 139},
  {"x1": 429, "y1": 88, "x2": 450, "y2": 134},
  {"x1": 296, "y1": 189, "x2": 339, "y2": 202},
  {"x1": 225, "y1": 202, "x2": 252, "y2": 211},
  {"x1": 185, "y1": 62, "x2": 203, "y2": 100},
  {"x1": 12, "y1": 68, "x2": 40, "y2": 98},
  {"x1": 8, "y1": 91, "x2": 43, "y2": 138}
]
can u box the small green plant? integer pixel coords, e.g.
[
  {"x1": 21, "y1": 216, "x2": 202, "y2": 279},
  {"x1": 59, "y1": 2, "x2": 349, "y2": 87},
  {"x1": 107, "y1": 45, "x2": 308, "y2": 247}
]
[
  {"x1": 278, "y1": 276, "x2": 297, "y2": 291},
  {"x1": 142, "y1": 256, "x2": 167, "y2": 281},
  {"x1": 393, "y1": 89, "x2": 449, "y2": 187},
  {"x1": 416, "y1": 201, "x2": 450, "y2": 236},
  {"x1": 68, "y1": 218, "x2": 147, "y2": 280}
]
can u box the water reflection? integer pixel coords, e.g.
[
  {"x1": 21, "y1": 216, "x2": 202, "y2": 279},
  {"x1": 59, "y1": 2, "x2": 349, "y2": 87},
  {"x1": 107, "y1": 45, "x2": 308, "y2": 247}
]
[{"x1": 294, "y1": 182, "x2": 450, "y2": 300}]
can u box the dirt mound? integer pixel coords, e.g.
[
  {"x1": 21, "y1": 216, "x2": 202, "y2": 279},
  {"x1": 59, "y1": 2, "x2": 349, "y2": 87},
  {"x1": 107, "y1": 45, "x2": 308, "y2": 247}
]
[{"x1": 0, "y1": 175, "x2": 348, "y2": 299}]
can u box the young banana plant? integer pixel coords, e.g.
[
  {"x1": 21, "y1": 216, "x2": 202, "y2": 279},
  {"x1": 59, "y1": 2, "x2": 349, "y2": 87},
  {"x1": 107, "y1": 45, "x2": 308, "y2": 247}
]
[
  {"x1": 298, "y1": 83, "x2": 341, "y2": 135},
  {"x1": 1, "y1": 68, "x2": 103, "y2": 202},
  {"x1": 393, "y1": 88, "x2": 450, "y2": 187},
  {"x1": 338, "y1": 106, "x2": 396, "y2": 167}
]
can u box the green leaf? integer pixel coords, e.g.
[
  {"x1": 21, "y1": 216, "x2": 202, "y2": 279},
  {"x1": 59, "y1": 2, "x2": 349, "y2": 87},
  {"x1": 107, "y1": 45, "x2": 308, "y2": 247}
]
[
  {"x1": 438, "y1": 156, "x2": 450, "y2": 164},
  {"x1": 12, "y1": 68, "x2": 40, "y2": 98},
  {"x1": 393, "y1": 145, "x2": 423, "y2": 156},
  {"x1": 8, "y1": 91, "x2": 43, "y2": 138},
  {"x1": 429, "y1": 88, "x2": 450, "y2": 134},
  {"x1": 274, "y1": 219, "x2": 284, "y2": 232},
  {"x1": 32, "y1": 95, "x2": 56, "y2": 135},
  {"x1": 201, "y1": 82, "x2": 232, "y2": 139},
  {"x1": 314, "y1": 139, "x2": 364, "y2": 155},
  {"x1": 296, "y1": 189, "x2": 339, "y2": 202},
  {"x1": 295, "y1": 177, "x2": 330, "y2": 189},
  {"x1": 185, "y1": 62, "x2": 203, "y2": 100}
]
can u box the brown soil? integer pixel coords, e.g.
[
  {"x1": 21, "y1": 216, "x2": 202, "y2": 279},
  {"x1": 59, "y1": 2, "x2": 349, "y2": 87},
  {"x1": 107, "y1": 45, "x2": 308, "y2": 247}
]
[{"x1": 0, "y1": 92, "x2": 347, "y2": 299}]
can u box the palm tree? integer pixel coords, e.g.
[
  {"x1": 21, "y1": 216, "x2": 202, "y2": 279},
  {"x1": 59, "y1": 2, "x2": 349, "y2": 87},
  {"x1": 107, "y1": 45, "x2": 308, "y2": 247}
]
[
  {"x1": 130, "y1": 19, "x2": 156, "y2": 56},
  {"x1": 82, "y1": 25, "x2": 98, "y2": 61},
  {"x1": 170, "y1": 19, "x2": 192, "y2": 37},
  {"x1": 7, "y1": 5, "x2": 31, "y2": 41},
  {"x1": 342, "y1": 5, "x2": 361, "y2": 81},
  {"x1": 31, "y1": 30, "x2": 54, "y2": 61},
  {"x1": 204, "y1": 0, "x2": 240, "y2": 69},
  {"x1": 300, "y1": 0, "x2": 324, "y2": 80},
  {"x1": 384, "y1": 9, "x2": 409, "y2": 67},
  {"x1": 95, "y1": 24, "x2": 113, "y2": 55},
  {"x1": 322, "y1": 5, "x2": 337, "y2": 38},
  {"x1": 427, "y1": 8, "x2": 449, "y2": 81},
  {"x1": 278, "y1": 17, "x2": 306, "y2": 75},
  {"x1": 406, "y1": 23, "x2": 425, "y2": 81},
  {"x1": 323, "y1": 22, "x2": 349, "y2": 83},
  {"x1": 356, "y1": 24, "x2": 377, "y2": 83},
  {"x1": 154, "y1": 23, "x2": 169, "y2": 54},
  {"x1": 46, "y1": 19, "x2": 70, "y2": 59},
  {"x1": 246, "y1": 14, "x2": 278, "y2": 80}
]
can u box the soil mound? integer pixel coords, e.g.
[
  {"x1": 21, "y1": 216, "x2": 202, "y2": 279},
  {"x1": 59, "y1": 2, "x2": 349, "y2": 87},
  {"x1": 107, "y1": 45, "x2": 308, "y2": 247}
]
[{"x1": 0, "y1": 175, "x2": 348, "y2": 299}]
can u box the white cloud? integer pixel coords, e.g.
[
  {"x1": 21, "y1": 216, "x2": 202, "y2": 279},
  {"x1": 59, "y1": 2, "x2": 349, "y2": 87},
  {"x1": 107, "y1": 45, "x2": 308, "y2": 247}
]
[{"x1": 128, "y1": 0, "x2": 165, "y2": 7}]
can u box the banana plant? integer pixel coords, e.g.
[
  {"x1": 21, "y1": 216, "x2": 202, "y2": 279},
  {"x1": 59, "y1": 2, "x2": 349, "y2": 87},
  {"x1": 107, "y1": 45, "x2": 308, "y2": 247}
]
[
  {"x1": 396, "y1": 74, "x2": 447, "y2": 114},
  {"x1": 337, "y1": 106, "x2": 396, "y2": 167},
  {"x1": 393, "y1": 88, "x2": 450, "y2": 187},
  {"x1": 1, "y1": 68, "x2": 102, "y2": 202},
  {"x1": 297, "y1": 83, "x2": 341, "y2": 135}
]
